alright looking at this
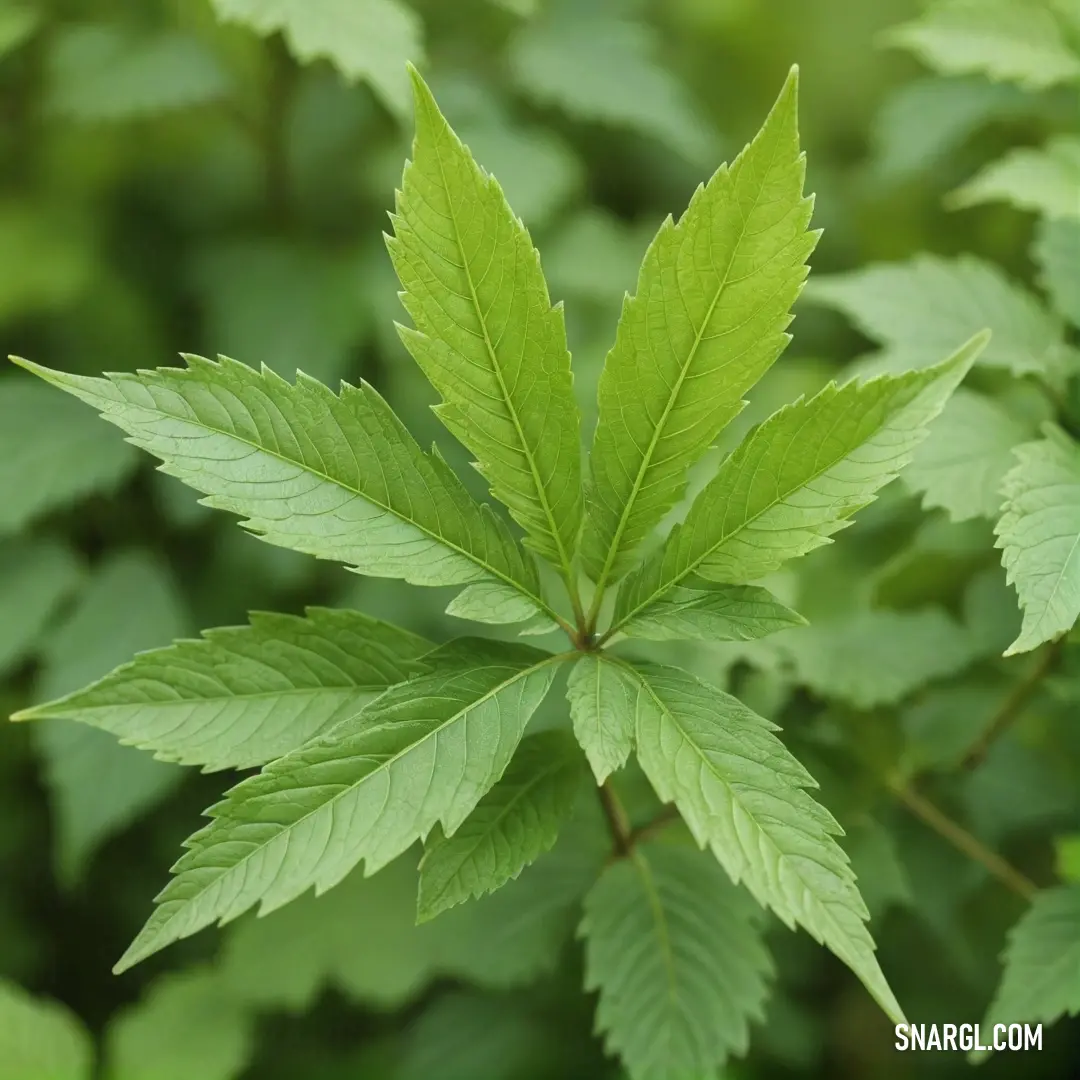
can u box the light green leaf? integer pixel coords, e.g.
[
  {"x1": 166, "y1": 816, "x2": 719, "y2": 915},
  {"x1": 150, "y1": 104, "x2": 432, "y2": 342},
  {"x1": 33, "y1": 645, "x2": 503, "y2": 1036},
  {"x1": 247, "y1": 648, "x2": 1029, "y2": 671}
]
[
  {"x1": 613, "y1": 338, "x2": 983, "y2": 635},
  {"x1": 622, "y1": 659, "x2": 904, "y2": 1023},
  {"x1": 489, "y1": 0, "x2": 538, "y2": 15},
  {"x1": 949, "y1": 136, "x2": 1080, "y2": 220},
  {"x1": 417, "y1": 730, "x2": 582, "y2": 920},
  {"x1": 566, "y1": 653, "x2": 635, "y2": 784},
  {"x1": 11, "y1": 356, "x2": 549, "y2": 622},
  {"x1": 32, "y1": 552, "x2": 189, "y2": 885},
  {"x1": 1034, "y1": 218, "x2": 1080, "y2": 329},
  {"x1": 903, "y1": 388, "x2": 1035, "y2": 521},
  {"x1": 105, "y1": 970, "x2": 254, "y2": 1080},
  {"x1": 0, "y1": 5, "x2": 40, "y2": 59},
  {"x1": 387, "y1": 70, "x2": 583, "y2": 577},
  {"x1": 805, "y1": 255, "x2": 1066, "y2": 377},
  {"x1": 582, "y1": 68, "x2": 818, "y2": 588},
  {"x1": 972, "y1": 885, "x2": 1080, "y2": 1062},
  {"x1": 209, "y1": 0, "x2": 422, "y2": 119},
  {"x1": 884, "y1": 0, "x2": 1080, "y2": 90},
  {"x1": 996, "y1": 427, "x2": 1080, "y2": 655},
  {"x1": 0, "y1": 376, "x2": 137, "y2": 537},
  {"x1": 115, "y1": 640, "x2": 561, "y2": 972},
  {"x1": 1055, "y1": 835, "x2": 1080, "y2": 882},
  {"x1": 620, "y1": 582, "x2": 807, "y2": 644},
  {"x1": 777, "y1": 608, "x2": 978, "y2": 708},
  {"x1": 0, "y1": 540, "x2": 84, "y2": 679},
  {"x1": 580, "y1": 841, "x2": 773, "y2": 1080},
  {"x1": 0, "y1": 978, "x2": 92, "y2": 1080},
  {"x1": 444, "y1": 582, "x2": 556, "y2": 629},
  {"x1": 509, "y1": 0, "x2": 713, "y2": 163},
  {"x1": 14, "y1": 608, "x2": 430, "y2": 772},
  {"x1": 46, "y1": 26, "x2": 230, "y2": 121}
]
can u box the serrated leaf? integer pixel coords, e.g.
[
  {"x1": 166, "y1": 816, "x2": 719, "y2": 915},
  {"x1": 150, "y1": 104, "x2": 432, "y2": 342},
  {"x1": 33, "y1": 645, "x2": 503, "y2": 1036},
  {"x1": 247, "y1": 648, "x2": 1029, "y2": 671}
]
[
  {"x1": 620, "y1": 582, "x2": 807, "y2": 644},
  {"x1": 115, "y1": 640, "x2": 561, "y2": 972},
  {"x1": 0, "y1": 540, "x2": 84, "y2": 679},
  {"x1": 387, "y1": 70, "x2": 583, "y2": 578},
  {"x1": 1034, "y1": 218, "x2": 1080, "y2": 329},
  {"x1": 509, "y1": 0, "x2": 713, "y2": 163},
  {"x1": 884, "y1": 0, "x2": 1080, "y2": 90},
  {"x1": 972, "y1": 885, "x2": 1080, "y2": 1062},
  {"x1": 417, "y1": 730, "x2": 582, "y2": 920},
  {"x1": 105, "y1": 969, "x2": 255, "y2": 1080},
  {"x1": 444, "y1": 581, "x2": 557, "y2": 628},
  {"x1": 950, "y1": 136, "x2": 1080, "y2": 220},
  {"x1": 0, "y1": 978, "x2": 92, "y2": 1080},
  {"x1": 566, "y1": 653, "x2": 635, "y2": 784},
  {"x1": 32, "y1": 552, "x2": 189, "y2": 885},
  {"x1": 0, "y1": 376, "x2": 137, "y2": 537},
  {"x1": 996, "y1": 427, "x2": 1080, "y2": 655},
  {"x1": 11, "y1": 355, "x2": 550, "y2": 622},
  {"x1": 903, "y1": 388, "x2": 1035, "y2": 521},
  {"x1": 580, "y1": 841, "x2": 773, "y2": 1080},
  {"x1": 210, "y1": 0, "x2": 422, "y2": 119},
  {"x1": 777, "y1": 608, "x2": 978, "y2": 708},
  {"x1": 613, "y1": 338, "x2": 983, "y2": 635},
  {"x1": 805, "y1": 255, "x2": 1066, "y2": 378},
  {"x1": 14, "y1": 608, "x2": 430, "y2": 772},
  {"x1": 581, "y1": 68, "x2": 818, "y2": 589},
  {"x1": 46, "y1": 26, "x2": 230, "y2": 121},
  {"x1": 617, "y1": 658, "x2": 904, "y2": 1023}
]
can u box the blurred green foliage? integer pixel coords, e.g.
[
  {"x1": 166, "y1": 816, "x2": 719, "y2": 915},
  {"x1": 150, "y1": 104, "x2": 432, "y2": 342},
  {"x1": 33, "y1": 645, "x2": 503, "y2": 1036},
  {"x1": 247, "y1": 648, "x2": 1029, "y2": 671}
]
[{"x1": 1, "y1": 0, "x2": 1078, "y2": 1078}]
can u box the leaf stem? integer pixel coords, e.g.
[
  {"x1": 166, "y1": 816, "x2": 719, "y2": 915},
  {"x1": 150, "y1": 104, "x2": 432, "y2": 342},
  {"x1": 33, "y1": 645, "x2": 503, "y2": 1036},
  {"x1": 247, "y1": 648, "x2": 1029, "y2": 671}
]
[
  {"x1": 597, "y1": 781, "x2": 632, "y2": 858},
  {"x1": 887, "y1": 775, "x2": 1038, "y2": 901},
  {"x1": 962, "y1": 638, "x2": 1064, "y2": 771}
]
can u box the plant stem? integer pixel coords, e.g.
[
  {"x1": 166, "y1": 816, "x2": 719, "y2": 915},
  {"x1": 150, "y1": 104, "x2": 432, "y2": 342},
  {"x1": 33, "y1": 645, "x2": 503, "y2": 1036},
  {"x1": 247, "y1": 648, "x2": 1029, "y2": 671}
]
[
  {"x1": 962, "y1": 638, "x2": 1064, "y2": 771},
  {"x1": 628, "y1": 805, "x2": 681, "y2": 847},
  {"x1": 887, "y1": 775, "x2": 1038, "y2": 901},
  {"x1": 597, "y1": 781, "x2": 632, "y2": 858}
]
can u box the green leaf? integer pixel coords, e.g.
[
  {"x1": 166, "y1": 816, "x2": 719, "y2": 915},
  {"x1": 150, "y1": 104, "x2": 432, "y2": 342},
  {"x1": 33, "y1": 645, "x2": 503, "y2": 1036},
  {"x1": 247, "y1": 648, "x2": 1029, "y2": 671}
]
[
  {"x1": 619, "y1": 582, "x2": 807, "y2": 644},
  {"x1": 0, "y1": 978, "x2": 92, "y2": 1080},
  {"x1": 115, "y1": 640, "x2": 561, "y2": 972},
  {"x1": 996, "y1": 427, "x2": 1080, "y2": 655},
  {"x1": 417, "y1": 730, "x2": 582, "y2": 920},
  {"x1": 777, "y1": 608, "x2": 978, "y2": 708},
  {"x1": 0, "y1": 376, "x2": 137, "y2": 537},
  {"x1": 613, "y1": 338, "x2": 983, "y2": 635},
  {"x1": 581, "y1": 68, "x2": 818, "y2": 588},
  {"x1": 32, "y1": 552, "x2": 189, "y2": 885},
  {"x1": 105, "y1": 970, "x2": 255, "y2": 1080},
  {"x1": 580, "y1": 840, "x2": 774, "y2": 1080},
  {"x1": 509, "y1": 0, "x2": 714, "y2": 163},
  {"x1": 0, "y1": 539, "x2": 84, "y2": 679},
  {"x1": 209, "y1": 0, "x2": 423, "y2": 119},
  {"x1": 387, "y1": 70, "x2": 583, "y2": 578},
  {"x1": 14, "y1": 608, "x2": 430, "y2": 773},
  {"x1": 884, "y1": 0, "x2": 1080, "y2": 90},
  {"x1": 805, "y1": 255, "x2": 1066, "y2": 378},
  {"x1": 972, "y1": 885, "x2": 1080, "y2": 1062},
  {"x1": 1055, "y1": 835, "x2": 1080, "y2": 882},
  {"x1": 566, "y1": 653, "x2": 635, "y2": 784},
  {"x1": 0, "y1": 5, "x2": 40, "y2": 60},
  {"x1": 949, "y1": 136, "x2": 1080, "y2": 220},
  {"x1": 620, "y1": 658, "x2": 905, "y2": 1024},
  {"x1": 903, "y1": 388, "x2": 1035, "y2": 521},
  {"x1": 46, "y1": 26, "x2": 230, "y2": 121},
  {"x1": 1034, "y1": 218, "x2": 1080, "y2": 329},
  {"x1": 11, "y1": 355, "x2": 549, "y2": 622}
]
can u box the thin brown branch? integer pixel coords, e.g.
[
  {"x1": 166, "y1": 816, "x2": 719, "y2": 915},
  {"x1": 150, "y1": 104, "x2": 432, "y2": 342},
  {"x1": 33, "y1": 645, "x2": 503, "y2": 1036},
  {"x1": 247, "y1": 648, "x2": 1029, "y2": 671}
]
[
  {"x1": 597, "y1": 781, "x2": 632, "y2": 858},
  {"x1": 887, "y1": 775, "x2": 1038, "y2": 901},
  {"x1": 962, "y1": 638, "x2": 1064, "y2": 771}
]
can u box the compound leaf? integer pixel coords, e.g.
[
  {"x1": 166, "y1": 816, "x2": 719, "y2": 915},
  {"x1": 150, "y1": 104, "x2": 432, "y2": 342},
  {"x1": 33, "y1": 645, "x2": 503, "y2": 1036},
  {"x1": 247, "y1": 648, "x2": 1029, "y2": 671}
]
[
  {"x1": 417, "y1": 730, "x2": 582, "y2": 920},
  {"x1": 623, "y1": 660, "x2": 904, "y2": 1024},
  {"x1": 581, "y1": 68, "x2": 818, "y2": 588},
  {"x1": 614, "y1": 338, "x2": 983, "y2": 634},
  {"x1": 388, "y1": 69, "x2": 583, "y2": 578},
  {"x1": 115, "y1": 640, "x2": 561, "y2": 972},
  {"x1": 884, "y1": 0, "x2": 1080, "y2": 91},
  {"x1": 10, "y1": 356, "x2": 549, "y2": 623},
  {"x1": 580, "y1": 841, "x2": 773, "y2": 1080},
  {"x1": 565, "y1": 653, "x2": 636, "y2": 784},
  {"x1": 14, "y1": 608, "x2": 431, "y2": 773},
  {"x1": 0, "y1": 978, "x2": 92, "y2": 1080},
  {"x1": 996, "y1": 427, "x2": 1080, "y2": 655}
]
